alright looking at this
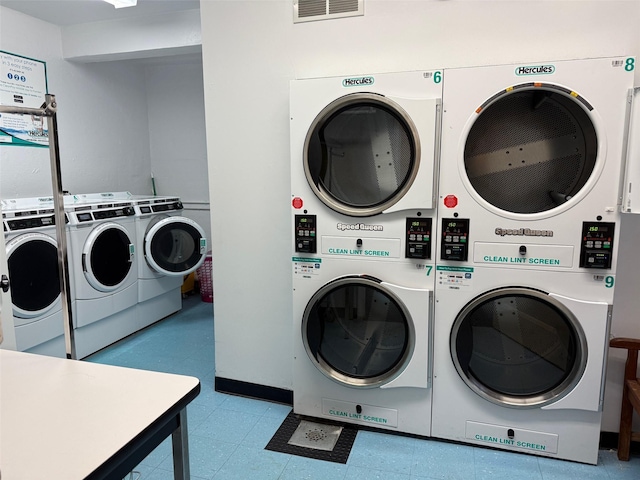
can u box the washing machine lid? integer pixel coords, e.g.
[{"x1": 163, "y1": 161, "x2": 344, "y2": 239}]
[
  {"x1": 463, "y1": 83, "x2": 598, "y2": 214},
  {"x1": 304, "y1": 93, "x2": 421, "y2": 216},
  {"x1": 82, "y1": 222, "x2": 135, "y2": 293},
  {"x1": 450, "y1": 287, "x2": 589, "y2": 408},
  {"x1": 302, "y1": 275, "x2": 418, "y2": 388},
  {"x1": 144, "y1": 216, "x2": 207, "y2": 276},
  {"x1": 6, "y1": 232, "x2": 60, "y2": 320}
]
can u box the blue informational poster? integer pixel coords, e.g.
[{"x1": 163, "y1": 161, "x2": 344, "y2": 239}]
[{"x1": 0, "y1": 50, "x2": 48, "y2": 148}]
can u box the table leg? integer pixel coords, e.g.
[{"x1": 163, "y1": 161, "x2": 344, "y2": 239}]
[{"x1": 172, "y1": 408, "x2": 191, "y2": 480}]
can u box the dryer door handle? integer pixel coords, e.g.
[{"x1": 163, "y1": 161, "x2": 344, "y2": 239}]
[{"x1": 1, "y1": 274, "x2": 9, "y2": 293}]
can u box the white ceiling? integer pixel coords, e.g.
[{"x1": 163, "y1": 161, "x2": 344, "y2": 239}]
[{"x1": 0, "y1": 0, "x2": 200, "y2": 26}]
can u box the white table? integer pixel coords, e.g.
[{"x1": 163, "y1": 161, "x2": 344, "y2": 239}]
[{"x1": 0, "y1": 350, "x2": 200, "y2": 479}]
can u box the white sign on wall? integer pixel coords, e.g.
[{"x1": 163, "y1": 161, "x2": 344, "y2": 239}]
[{"x1": 0, "y1": 50, "x2": 48, "y2": 148}]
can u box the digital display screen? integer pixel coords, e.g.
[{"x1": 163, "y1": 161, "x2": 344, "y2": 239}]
[{"x1": 443, "y1": 219, "x2": 468, "y2": 233}]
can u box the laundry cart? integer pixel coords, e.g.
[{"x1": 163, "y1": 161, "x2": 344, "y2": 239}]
[{"x1": 197, "y1": 251, "x2": 213, "y2": 303}]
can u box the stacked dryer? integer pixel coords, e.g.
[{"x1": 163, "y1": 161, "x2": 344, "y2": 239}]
[
  {"x1": 290, "y1": 70, "x2": 442, "y2": 436},
  {"x1": 132, "y1": 194, "x2": 207, "y2": 328},
  {"x1": 2, "y1": 197, "x2": 71, "y2": 357},
  {"x1": 432, "y1": 57, "x2": 634, "y2": 464}
]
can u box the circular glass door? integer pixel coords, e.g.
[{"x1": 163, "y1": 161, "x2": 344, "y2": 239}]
[
  {"x1": 304, "y1": 93, "x2": 420, "y2": 216},
  {"x1": 83, "y1": 223, "x2": 134, "y2": 292},
  {"x1": 464, "y1": 84, "x2": 598, "y2": 214},
  {"x1": 6, "y1": 233, "x2": 60, "y2": 320},
  {"x1": 144, "y1": 216, "x2": 206, "y2": 276},
  {"x1": 451, "y1": 287, "x2": 587, "y2": 408},
  {"x1": 302, "y1": 276, "x2": 414, "y2": 387}
]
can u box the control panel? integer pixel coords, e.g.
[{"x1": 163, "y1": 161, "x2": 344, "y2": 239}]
[
  {"x1": 73, "y1": 204, "x2": 135, "y2": 223},
  {"x1": 441, "y1": 218, "x2": 469, "y2": 261},
  {"x1": 151, "y1": 201, "x2": 183, "y2": 213},
  {"x1": 579, "y1": 221, "x2": 615, "y2": 269},
  {"x1": 5, "y1": 212, "x2": 68, "y2": 231},
  {"x1": 93, "y1": 206, "x2": 135, "y2": 219},
  {"x1": 405, "y1": 217, "x2": 432, "y2": 259},
  {"x1": 295, "y1": 214, "x2": 317, "y2": 253}
]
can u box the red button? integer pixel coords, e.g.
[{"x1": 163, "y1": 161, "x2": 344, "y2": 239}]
[
  {"x1": 444, "y1": 195, "x2": 458, "y2": 208},
  {"x1": 292, "y1": 197, "x2": 303, "y2": 209}
]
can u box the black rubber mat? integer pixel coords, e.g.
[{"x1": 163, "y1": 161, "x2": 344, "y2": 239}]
[{"x1": 265, "y1": 411, "x2": 358, "y2": 463}]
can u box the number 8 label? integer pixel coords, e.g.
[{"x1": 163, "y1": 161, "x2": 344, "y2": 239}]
[{"x1": 625, "y1": 58, "x2": 635, "y2": 72}]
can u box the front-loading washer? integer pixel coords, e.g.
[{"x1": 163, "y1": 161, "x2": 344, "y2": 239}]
[
  {"x1": 65, "y1": 195, "x2": 138, "y2": 358},
  {"x1": 438, "y1": 57, "x2": 634, "y2": 253},
  {"x1": 132, "y1": 194, "x2": 207, "y2": 328},
  {"x1": 293, "y1": 253, "x2": 434, "y2": 436},
  {"x1": 432, "y1": 264, "x2": 612, "y2": 464},
  {"x1": 1, "y1": 197, "x2": 73, "y2": 357}
]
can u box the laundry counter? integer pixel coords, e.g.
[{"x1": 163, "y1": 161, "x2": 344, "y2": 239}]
[{"x1": 0, "y1": 349, "x2": 200, "y2": 479}]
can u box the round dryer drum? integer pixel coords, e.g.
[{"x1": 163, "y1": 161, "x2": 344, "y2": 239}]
[
  {"x1": 6, "y1": 233, "x2": 60, "y2": 321},
  {"x1": 302, "y1": 276, "x2": 415, "y2": 387},
  {"x1": 451, "y1": 287, "x2": 588, "y2": 408},
  {"x1": 304, "y1": 93, "x2": 420, "y2": 216},
  {"x1": 464, "y1": 83, "x2": 598, "y2": 214},
  {"x1": 83, "y1": 223, "x2": 134, "y2": 292},
  {"x1": 144, "y1": 216, "x2": 206, "y2": 276}
]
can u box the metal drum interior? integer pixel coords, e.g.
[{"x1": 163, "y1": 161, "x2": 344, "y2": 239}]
[
  {"x1": 464, "y1": 85, "x2": 598, "y2": 214},
  {"x1": 145, "y1": 216, "x2": 206, "y2": 276},
  {"x1": 451, "y1": 287, "x2": 587, "y2": 407},
  {"x1": 304, "y1": 93, "x2": 419, "y2": 216},
  {"x1": 303, "y1": 276, "x2": 413, "y2": 387}
]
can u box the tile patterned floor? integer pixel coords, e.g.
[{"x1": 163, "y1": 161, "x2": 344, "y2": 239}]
[{"x1": 86, "y1": 296, "x2": 640, "y2": 480}]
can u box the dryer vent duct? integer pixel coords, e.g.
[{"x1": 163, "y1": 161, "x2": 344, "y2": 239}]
[{"x1": 294, "y1": 0, "x2": 363, "y2": 23}]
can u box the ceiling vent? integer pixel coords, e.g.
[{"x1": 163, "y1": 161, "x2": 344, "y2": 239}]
[{"x1": 294, "y1": 0, "x2": 363, "y2": 23}]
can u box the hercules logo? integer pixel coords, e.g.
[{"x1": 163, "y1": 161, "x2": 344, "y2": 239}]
[
  {"x1": 515, "y1": 65, "x2": 555, "y2": 76},
  {"x1": 343, "y1": 76, "x2": 375, "y2": 87}
]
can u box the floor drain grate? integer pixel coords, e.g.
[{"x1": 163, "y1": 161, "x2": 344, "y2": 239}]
[
  {"x1": 265, "y1": 411, "x2": 357, "y2": 463},
  {"x1": 287, "y1": 420, "x2": 343, "y2": 451}
]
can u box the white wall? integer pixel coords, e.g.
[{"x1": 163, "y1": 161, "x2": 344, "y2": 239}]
[
  {"x1": 61, "y1": 9, "x2": 201, "y2": 62},
  {"x1": 144, "y1": 55, "x2": 211, "y2": 246},
  {"x1": 201, "y1": 0, "x2": 640, "y2": 431},
  {"x1": 0, "y1": 6, "x2": 153, "y2": 198}
]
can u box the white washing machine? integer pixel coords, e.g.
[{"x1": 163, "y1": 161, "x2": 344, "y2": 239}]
[
  {"x1": 66, "y1": 194, "x2": 138, "y2": 358},
  {"x1": 437, "y1": 57, "x2": 634, "y2": 249},
  {"x1": 132, "y1": 194, "x2": 207, "y2": 327},
  {"x1": 432, "y1": 265, "x2": 612, "y2": 464},
  {"x1": 293, "y1": 254, "x2": 433, "y2": 436},
  {"x1": 1, "y1": 197, "x2": 72, "y2": 357}
]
